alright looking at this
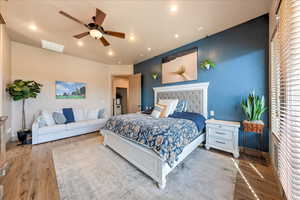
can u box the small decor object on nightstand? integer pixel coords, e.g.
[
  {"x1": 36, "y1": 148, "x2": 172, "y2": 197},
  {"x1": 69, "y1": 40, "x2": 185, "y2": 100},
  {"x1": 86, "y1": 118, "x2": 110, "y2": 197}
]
[{"x1": 205, "y1": 119, "x2": 240, "y2": 158}]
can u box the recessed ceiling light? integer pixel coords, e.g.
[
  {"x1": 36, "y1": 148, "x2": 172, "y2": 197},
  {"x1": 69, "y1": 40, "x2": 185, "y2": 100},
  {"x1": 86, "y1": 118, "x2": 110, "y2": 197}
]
[
  {"x1": 108, "y1": 50, "x2": 114, "y2": 56},
  {"x1": 77, "y1": 41, "x2": 83, "y2": 47},
  {"x1": 197, "y1": 27, "x2": 204, "y2": 31},
  {"x1": 129, "y1": 35, "x2": 135, "y2": 41},
  {"x1": 147, "y1": 48, "x2": 152, "y2": 51},
  {"x1": 28, "y1": 24, "x2": 37, "y2": 31},
  {"x1": 170, "y1": 5, "x2": 178, "y2": 12},
  {"x1": 174, "y1": 34, "x2": 179, "y2": 39}
]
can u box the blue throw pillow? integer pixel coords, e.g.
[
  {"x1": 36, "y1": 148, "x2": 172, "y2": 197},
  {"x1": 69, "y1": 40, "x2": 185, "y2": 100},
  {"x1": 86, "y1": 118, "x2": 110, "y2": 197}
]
[{"x1": 62, "y1": 108, "x2": 75, "y2": 124}]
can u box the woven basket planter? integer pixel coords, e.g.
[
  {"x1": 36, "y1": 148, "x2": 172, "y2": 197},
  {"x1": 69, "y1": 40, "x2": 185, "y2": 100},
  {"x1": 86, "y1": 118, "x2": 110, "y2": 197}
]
[{"x1": 243, "y1": 120, "x2": 264, "y2": 134}]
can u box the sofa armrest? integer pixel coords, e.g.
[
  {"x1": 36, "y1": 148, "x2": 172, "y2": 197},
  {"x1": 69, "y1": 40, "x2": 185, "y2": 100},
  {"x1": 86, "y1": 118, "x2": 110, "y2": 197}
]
[{"x1": 32, "y1": 115, "x2": 45, "y2": 144}]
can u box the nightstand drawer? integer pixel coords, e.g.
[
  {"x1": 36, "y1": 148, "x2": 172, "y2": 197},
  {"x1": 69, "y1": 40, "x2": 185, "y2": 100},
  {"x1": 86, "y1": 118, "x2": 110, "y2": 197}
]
[
  {"x1": 211, "y1": 129, "x2": 233, "y2": 140},
  {"x1": 207, "y1": 124, "x2": 235, "y2": 132},
  {"x1": 211, "y1": 138, "x2": 233, "y2": 150}
]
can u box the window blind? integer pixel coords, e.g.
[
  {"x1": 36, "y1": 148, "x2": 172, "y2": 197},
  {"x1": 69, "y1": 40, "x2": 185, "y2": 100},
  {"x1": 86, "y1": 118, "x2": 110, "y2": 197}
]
[
  {"x1": 275, "y1": 0, "x2": 300, "y2": 199},
  {"x1": 271, "y1": 30, "x2": 280, "y2": 138}
]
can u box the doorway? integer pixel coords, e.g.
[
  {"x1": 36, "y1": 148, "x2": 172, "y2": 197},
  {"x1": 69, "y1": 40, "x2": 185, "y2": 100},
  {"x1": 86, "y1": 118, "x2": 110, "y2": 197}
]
[
  {"x1": 116, "y1": 87, "x2": 128, "y2": 114},
  {"x1": 111, "y1": 74, "x2": 141, "y2": 115}
]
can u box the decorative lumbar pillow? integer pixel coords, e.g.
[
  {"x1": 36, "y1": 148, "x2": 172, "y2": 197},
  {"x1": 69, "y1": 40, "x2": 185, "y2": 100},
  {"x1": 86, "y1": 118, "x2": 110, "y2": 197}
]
[
  {"x1": 98, "y1": 108, "x2": 105, "y2": 119},
  {"x1": 62, "y1": 108, "x2": 75, "y2": 124},
  {"x1": 41, "y1": 110, "x2": 55, "y2": 126},
  {"x1": 158, "y1": 99, "x2": 179, "y2": 116},
  {"x1": 151, "y1": 104, "x2": 166, "y2": 118},
  {"x1": 52, "y1": 112, "x2": 67, "y2": 124},
  {"x1": 175, "y1": 100, "x2": 188, "y2": 112}
]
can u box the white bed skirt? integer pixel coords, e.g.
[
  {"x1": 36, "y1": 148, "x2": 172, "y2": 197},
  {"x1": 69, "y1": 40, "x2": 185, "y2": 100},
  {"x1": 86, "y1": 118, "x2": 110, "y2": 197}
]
[{"x1": 100, "y1": 129, "x2": 205, "y2": 189}]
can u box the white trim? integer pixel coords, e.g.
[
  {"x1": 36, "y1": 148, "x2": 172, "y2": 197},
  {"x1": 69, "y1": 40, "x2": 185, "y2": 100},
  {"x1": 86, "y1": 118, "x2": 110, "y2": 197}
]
[{"x1": 153, "y1": 82, "x2": 209, "y2": 118}]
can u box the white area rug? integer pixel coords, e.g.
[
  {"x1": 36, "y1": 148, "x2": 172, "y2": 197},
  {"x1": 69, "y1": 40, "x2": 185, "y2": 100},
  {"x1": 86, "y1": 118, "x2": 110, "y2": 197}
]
[{"x1": 52, "y1": 137, "x2": 238, "y2": 200}]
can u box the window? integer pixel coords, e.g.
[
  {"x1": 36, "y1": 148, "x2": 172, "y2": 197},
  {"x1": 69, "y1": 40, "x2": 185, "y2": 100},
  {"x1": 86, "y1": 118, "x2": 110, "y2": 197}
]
[
  {"x1": 272, "y1": 0, "x2": 300, "y2": 199},
  {"x1": 271, "y1": 30, "x2": 280, "y2": 139}
]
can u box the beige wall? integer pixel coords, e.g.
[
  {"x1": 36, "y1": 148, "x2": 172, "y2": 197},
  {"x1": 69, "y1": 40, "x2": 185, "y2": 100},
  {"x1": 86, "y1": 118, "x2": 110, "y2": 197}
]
[
  {"x1": 0, "y1": 24, "x2": 11, "y2": 139},
  {"x1": 11, "y1": 42, "x2": 132, "y2": 138}
]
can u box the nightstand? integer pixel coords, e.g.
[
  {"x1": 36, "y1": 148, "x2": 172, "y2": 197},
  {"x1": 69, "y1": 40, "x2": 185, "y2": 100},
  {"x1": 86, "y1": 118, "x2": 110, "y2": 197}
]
[{"x1": 205, "y1": 119, "x2": 240, "y2": 158}]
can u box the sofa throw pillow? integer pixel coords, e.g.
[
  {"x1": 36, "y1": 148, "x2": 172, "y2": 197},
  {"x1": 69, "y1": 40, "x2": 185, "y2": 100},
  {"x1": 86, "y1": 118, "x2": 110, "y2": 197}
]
[
  {"x1": 62, "y1": 108, "x2": 75, "y2": 124},
  {"x1": 151, "y1": 104, "x2": 167, "y2": 118},
  {"x1": 52, "y1": 112, "x2": 67, "y2": 124},
  {"x1": 87, "y1": 108, "x2": 99, "y2": 120},
  {"x1": 98, "y1": 108, "x2": 105, "y2": 119},
  {"x1": 41, "y1": 110, "x2": 55, "y2": 126}
]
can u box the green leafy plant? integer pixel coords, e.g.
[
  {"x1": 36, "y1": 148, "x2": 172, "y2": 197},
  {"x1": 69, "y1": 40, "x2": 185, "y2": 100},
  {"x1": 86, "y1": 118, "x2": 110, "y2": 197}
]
[
  {"x1": 241, "y1": 91, "x2": 267, "y2": 122},
  {"x1": 200, "y1": 59, "x2": 216, "y2": 70},
  {"x1": 151, "y1": 72, "x2": 160, "y2": 80},
  {"x1": 6, "y1": 80, "x2": 42, "y2": 131}
]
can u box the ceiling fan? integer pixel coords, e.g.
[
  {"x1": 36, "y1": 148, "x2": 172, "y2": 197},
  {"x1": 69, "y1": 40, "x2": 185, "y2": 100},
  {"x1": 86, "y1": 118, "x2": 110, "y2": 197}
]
[{"x1": 59, "y1": 8, "x2": 125, "y2": 47}]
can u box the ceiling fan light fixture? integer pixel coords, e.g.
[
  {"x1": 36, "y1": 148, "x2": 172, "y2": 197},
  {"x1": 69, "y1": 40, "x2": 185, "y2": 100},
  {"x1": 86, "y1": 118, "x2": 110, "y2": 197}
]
[{"x1": 89, "y1": 29, "x2": 103, "y2": 39}]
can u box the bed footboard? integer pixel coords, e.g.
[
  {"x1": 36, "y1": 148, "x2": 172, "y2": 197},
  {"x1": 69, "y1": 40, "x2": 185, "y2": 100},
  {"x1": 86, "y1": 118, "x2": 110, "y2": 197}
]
[{"x1": 101, "y1": 129, "x2": 205, "y2": 189}]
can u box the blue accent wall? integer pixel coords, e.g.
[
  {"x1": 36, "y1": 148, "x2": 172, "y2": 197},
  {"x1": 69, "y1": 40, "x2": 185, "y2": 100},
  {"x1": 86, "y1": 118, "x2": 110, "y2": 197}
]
[{"x1": 134, "y1": 15, "x2": 269, "y2": 151}]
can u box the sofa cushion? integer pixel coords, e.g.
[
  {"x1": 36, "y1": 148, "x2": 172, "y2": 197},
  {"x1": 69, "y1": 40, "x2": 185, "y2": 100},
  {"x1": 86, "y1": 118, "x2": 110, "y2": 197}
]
[
  {"x1": 63, "y1": 108, "x2": 75, "y2": 123},
  {"x1": 41, "y1": 110, "x2": 56, "y2": 126},
  {"x1": 39, "y1": 124, "x2": 67, "y2": 135},
  {"x1": 66, "y1": 119, "x2": 106, "y2": 130}
]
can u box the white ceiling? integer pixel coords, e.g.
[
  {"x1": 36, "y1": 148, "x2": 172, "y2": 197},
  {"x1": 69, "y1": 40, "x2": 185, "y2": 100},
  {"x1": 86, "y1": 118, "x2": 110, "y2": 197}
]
[{"x1": 6, "y1": 0, "x2": 271, "y2": 65}]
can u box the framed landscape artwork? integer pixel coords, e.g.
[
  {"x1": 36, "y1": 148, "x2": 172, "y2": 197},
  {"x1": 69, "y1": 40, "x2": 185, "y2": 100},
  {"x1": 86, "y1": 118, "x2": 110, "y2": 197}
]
[
  {"x1": 56, "y1": 81, "x2": 86, "y2": 99},
  {"x1": 161, "y1": 48, "x2": 198, "y2": 84}
]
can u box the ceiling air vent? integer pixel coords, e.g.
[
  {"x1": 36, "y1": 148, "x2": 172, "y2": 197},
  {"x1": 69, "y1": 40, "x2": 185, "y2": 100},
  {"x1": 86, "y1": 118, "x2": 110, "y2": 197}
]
[{"x1": 41, "y1": 40, "x2": 64, "y2": 53}]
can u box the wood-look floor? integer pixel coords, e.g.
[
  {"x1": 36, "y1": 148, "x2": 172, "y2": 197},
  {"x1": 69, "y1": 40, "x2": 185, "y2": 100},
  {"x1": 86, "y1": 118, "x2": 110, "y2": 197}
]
[{"x1": 0, "y1": 132, "x2": 283, "y2": 200}]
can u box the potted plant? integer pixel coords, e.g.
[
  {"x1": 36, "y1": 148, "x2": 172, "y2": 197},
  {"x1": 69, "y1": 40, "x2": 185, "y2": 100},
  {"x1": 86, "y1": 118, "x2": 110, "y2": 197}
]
[
  {"x1": 151, "y1": 72, "x2": 160, "y2": 80},
  {"x1": 200, "y1": 59, "x2": 216, "y2": 70},
  {"x1": 6, "y1": 80, "x2": 42, "y2": 144},
  {"x1": 241, "y1": 91, "x2": 267, "y2": 133}
]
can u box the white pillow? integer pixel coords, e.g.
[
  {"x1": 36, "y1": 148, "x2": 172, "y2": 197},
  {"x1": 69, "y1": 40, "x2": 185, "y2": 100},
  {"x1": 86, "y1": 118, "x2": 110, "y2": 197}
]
[
  {"x1": 151, "y1": 104, "x2": 167, "y2": 118},
  {"x1": 158, "y1": 99, "x2": 178, "y2": 116},
  {"x1": 73, "y1": 108, "x2": 88, "y2": 121},
  {"x1": 87, "y1": 108, "x2": 100, "y2": 120},
  {"x1": 41, "y1": 110, "x2": 55, "y2": 126}
]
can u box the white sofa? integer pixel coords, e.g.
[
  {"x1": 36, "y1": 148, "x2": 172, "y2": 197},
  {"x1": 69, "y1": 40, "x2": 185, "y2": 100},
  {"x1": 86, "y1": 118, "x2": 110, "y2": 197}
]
[{"x1": 32, "y1": 107, "x2": 107, "y2": 144}]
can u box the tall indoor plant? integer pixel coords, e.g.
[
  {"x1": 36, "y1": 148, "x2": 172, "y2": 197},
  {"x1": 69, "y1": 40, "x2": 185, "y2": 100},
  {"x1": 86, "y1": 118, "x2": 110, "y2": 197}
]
[
  {"x1": 241, "y1": 91, "x2": 267, "y2": 133},
  {"x1": 6, "y1": 80, "x2": 42, "y2": 134}
]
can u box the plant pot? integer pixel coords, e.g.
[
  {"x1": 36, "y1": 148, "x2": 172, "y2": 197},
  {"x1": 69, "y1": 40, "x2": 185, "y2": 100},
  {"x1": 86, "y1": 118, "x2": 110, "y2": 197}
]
[
  {"x1": 17, "y1": 129, "x2": 32, "y2": 145},
  {"x1": 243, "y1": 120, "x2": 264, "y2": 134}
]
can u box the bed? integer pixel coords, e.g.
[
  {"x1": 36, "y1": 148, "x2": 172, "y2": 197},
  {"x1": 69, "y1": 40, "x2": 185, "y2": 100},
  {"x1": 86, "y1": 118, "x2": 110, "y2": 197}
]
[{"x1": 101, "y1": 82, "x2": 209, "y2": 189}]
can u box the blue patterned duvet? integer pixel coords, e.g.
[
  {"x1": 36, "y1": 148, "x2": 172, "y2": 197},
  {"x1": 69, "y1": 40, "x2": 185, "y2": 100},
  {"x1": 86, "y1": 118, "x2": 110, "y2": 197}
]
[{"x1": 103, "y1": 113, "x2": 202, "y2": 167}]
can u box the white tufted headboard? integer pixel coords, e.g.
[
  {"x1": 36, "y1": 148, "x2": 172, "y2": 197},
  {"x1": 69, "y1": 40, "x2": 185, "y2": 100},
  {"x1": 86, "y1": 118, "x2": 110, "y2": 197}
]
[{"x1": 153, "y1": 82, "x2": 209, "y2": 119}]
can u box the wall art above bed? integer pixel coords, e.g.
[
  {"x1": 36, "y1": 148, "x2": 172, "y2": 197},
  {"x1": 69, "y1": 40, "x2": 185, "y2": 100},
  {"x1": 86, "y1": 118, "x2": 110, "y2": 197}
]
[
  {"x1": 161, "y1": 48, "x2": 198, "y2": 84},
  {"x1": 56, "y1": 81, "x2": 86, "y2": 99}
]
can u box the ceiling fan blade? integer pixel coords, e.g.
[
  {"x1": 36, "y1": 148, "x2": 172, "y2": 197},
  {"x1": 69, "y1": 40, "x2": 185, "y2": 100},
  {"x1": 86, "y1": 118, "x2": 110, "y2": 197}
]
[
  {"x1": 74, "y1": 32, "x2": 90, "y2": 39},
  {"x1": 95, "y1": 8, "x2": 106, "y2": 26},
  {"x1": 104, "y1": 31, "x2": 125, "y2": 39},
  {"x1": 100, "y1": 37, "x2": 110, "y2": 46},
  {"x1": 59, "y1": 11, "x2": 89, "y2": 28}
]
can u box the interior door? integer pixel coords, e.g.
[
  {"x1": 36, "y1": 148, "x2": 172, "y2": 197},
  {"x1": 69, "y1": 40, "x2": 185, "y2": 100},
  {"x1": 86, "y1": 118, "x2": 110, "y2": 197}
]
[{"x1": 128, "y1": 73, "x2": 141, "y2": 113}]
